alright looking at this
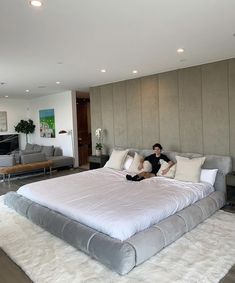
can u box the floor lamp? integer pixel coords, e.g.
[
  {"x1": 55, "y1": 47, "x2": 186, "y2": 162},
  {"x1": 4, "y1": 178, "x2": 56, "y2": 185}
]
[{"x1": 58, "y1": 129, "x2": 74, "y2": 157}]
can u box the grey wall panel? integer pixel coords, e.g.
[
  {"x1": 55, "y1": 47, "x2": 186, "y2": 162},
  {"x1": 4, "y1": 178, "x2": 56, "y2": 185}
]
[
  {"x1": 100, "y1": 84, "x2": 114, "y2": 153},
  {"x1": 113, "y1": 82, "x2": 128, "y2": 147},
  {"x1": 126, "y1": 79, "x2": 142, "y2": 148},
  {"x1": 159, "y1": 71, "x2": 180, "y2": 151},
  {"x1": 90, "y1": 87, "x2": 102, "y2": 154},
  {"x1": 178, "y1": 67, "x2": 203, "y2": 154},
  {"x1": 90, "y1": 58, "x2": 234, "y2": 169},
  {"x1": 202, "y1": 61, "x2": 229, "y2": 155},
  {"x1": 141, "y1": 75, "x2": 159, "y2": 149},
  {"x1": 229, "y1": 59, "x2": 235, "y2": 168}
]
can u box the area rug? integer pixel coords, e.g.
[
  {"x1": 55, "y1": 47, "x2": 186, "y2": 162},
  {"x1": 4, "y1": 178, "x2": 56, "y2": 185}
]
[{"x1": 0, "y1": 196, "x2": 235, "y2": 283}]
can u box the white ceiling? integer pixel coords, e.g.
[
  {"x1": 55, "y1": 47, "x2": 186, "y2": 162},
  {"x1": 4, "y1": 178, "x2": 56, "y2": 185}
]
[{"x1": 1, "y1": 0, "x2": 235, "y2": 99}]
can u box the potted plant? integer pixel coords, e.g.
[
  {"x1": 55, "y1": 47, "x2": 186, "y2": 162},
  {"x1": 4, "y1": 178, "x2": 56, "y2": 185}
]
[
  {"x1": 95, "y1": 128, "x2": 103, "y2": 156},
  {"x1": 15, "y1": 119, "x2": 35, "y2": 143}
]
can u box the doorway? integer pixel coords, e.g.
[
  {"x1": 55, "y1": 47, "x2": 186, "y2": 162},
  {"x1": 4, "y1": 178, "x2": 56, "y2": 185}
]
[{"x1": 76, "y1": 93, "x2": 91, "y2": 167}]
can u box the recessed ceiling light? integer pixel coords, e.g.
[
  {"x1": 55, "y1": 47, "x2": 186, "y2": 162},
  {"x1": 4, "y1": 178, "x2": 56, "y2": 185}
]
[
  {"x1": 25, "y1": 89, "x2": 30, "y2": 93},
  {"x1": 56, "y1": 81, "x2": 61, "y2": 85},
  {"x1": 101, "y1": 69, "x2": 106, "y2": 73},
  {"x1": 177, "y1": 48, "x2": 184, "y2": 53},
  {"x1": 30, "y1": 1, "x2": 42, "y2": 7},
  {"x1": 4, "y1": 95, "x2": 8, "y2": 98},
  {"x1": 132, "y1": 70, "x2": 138, "y2": 74}
]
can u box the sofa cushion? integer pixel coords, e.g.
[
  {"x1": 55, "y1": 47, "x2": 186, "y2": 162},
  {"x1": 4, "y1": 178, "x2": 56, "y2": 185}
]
[
  {"x1": 50, "y1": 156, "x2": 74, "y2": 168},
  {"x1": 41, "y1": 145, "x2": 54, "y2": 157},
  {"x1": 54, "y1": 147, "x2": 63, "y2": 156},
  {"x1": 0, "y1": 155, "x2": 15, "y2": 167},
  {"x1": 21, "y1": 153, "x2": 47, "y2": 164},
  {"x1": 25, "y1": 143, "x2": 34, "y2": 151},
  {"x1": 33, "y1": 144, "x2": 42, "y2": 152}
]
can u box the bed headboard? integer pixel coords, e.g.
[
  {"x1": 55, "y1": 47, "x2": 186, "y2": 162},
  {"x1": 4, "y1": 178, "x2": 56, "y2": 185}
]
[{"x1": 126, "y1": 148, "x2": 232, "y2": 193}]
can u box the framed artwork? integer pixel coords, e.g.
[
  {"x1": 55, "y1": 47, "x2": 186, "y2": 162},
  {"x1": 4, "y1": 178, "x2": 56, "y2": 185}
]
[
  {"x1": 0, "y1": 111, "x2": 7, "y2": 132},
  {"x1": 39, "y1": 109, "x2": 55, "y2": 138}
]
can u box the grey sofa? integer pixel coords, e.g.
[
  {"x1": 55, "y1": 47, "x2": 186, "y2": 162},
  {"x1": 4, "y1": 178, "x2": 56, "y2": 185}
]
[
  {"x1": 0, "y1": 144, "x2": 73, "y2": 181},
  {"x1": 16, "y1": 143, "x2": 74, "y2": 169}
]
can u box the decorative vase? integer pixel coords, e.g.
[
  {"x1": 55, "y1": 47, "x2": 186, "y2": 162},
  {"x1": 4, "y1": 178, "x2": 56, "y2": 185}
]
[{"x1": 95, "y1": 149, "x2": 102, "y2": 156}]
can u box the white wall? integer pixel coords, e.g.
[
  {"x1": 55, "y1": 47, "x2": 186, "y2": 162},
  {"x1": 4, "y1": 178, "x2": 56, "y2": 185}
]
[
  {"x1": 29, "y1": 91, "x2": 78, "y2": 166},
  {"x1": 0, "y1": 92, "x2": 78, "y2": 167},
  {"x1": 0, "y1": 98, "x2": 29, "y2": 149}
]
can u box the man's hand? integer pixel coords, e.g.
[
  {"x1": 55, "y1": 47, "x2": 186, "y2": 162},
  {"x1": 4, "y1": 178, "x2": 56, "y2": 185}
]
[{"x1": 162, "y1": 161, "x2": 174, "y2": 175}]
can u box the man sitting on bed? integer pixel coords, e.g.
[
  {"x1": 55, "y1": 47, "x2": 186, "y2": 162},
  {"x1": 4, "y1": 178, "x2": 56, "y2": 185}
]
[{"x1": 126, "y1": 143, "x2": 174, "y2": 181}]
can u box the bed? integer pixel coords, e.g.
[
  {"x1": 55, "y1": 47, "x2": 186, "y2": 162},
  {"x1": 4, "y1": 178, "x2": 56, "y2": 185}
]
[{"x1": 4, "y1": 150, "x2": 232, "y2": 275}]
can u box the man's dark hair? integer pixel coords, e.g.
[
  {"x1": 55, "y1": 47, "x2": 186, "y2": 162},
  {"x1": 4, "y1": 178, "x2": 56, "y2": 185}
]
[{"x1": 152, "y1": 143, "x2": 162, "y2": 150}]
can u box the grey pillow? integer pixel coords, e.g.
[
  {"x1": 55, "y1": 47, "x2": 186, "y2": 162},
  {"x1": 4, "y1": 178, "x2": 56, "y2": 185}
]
[
  {"x1": 33, "y1": 144, "x2": 42, "y2": 152},
  {"x1": 54, "y1": 147, "x2": 62, "y2": 156},
  {"x1": 41, "y1": 146, "x2": 54, "y2": 157},
  {"x1": 25, "y1": 143, "x2": 34, "y2": 151}
]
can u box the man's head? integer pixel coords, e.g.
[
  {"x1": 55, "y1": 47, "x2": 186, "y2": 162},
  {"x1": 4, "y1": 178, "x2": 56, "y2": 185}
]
[{"x1": 152, "y1": 143, "x2": 162, "y2": 155}]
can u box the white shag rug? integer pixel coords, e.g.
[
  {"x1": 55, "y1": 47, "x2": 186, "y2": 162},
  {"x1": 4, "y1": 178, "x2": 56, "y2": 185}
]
[{"x1": 0, "y1": 196, "x2": 235, "y2": 283}]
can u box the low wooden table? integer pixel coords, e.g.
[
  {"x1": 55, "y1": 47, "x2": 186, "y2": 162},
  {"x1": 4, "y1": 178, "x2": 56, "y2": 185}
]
[{"x1": 0, "y1": 160, "x2": 53, "y2": 182}]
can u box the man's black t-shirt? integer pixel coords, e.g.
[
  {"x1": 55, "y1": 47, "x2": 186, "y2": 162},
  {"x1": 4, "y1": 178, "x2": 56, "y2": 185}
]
[{"x1": 144, "y1": 153, "x2": 170, "y2": 175}]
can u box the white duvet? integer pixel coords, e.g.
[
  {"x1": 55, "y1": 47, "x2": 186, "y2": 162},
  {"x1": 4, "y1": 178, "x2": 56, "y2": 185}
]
[{"x1": 17, "y1": 168, "x2": 214, "y2": 241}]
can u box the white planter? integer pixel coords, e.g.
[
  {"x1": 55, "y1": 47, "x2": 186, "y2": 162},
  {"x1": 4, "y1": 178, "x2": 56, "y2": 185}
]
[{"x1": 95, "y1": 149, "x2": 102, "y2": 156}]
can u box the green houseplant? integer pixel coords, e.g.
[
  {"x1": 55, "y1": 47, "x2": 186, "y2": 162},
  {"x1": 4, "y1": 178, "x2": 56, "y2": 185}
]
[{"x1": 14, "y1": 119, "x2": 35, "y2": 143}]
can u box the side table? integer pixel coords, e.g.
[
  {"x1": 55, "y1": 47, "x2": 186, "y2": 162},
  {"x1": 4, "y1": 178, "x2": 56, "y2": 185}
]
[
  {"x1": 226, "y1": 172, "x2": 235, "y2": 206},
  {"x1": 88, "y1": 155, "x2": 109, "y2": 170}
]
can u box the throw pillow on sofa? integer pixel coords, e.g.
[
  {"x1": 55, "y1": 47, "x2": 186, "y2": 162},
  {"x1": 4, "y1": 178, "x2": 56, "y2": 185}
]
[
  {"x1": 25, "y1": 143, "x2": 34, "y2": 151},
  {"x1": 41, "y1": 145, "x2": 54, "y2": 157},
  {"x1": 54, "y1": 147, "x2": 63, "y2": 156},
  {"x1": 20, "y1": 143, "x2": 42, "y2": 156},
  {"x1": 33, "y1": 144, "x2": 42, "y2": 152}
]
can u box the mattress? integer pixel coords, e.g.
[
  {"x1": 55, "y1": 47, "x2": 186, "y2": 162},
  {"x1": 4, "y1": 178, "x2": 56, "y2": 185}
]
[{"x1": 17, "y1": 167, "x2": 214, "y2": 241}]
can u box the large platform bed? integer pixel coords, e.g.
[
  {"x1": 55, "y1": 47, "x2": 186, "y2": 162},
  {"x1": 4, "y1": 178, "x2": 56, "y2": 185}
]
[{"x1": 4, "y1": 150, "x2": 232, "y2": 275}]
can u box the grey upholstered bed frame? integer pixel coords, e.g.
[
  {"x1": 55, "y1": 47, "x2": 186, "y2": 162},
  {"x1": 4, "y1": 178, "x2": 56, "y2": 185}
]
[{"x1": 4, "y1": 151, "x2": 232, "y2": 275}]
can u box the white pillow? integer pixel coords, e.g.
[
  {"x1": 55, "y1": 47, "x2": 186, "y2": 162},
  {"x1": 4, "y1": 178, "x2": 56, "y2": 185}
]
[
  {"x1": 123, "y1": 155, "x2": 134, "y2": 170},
  {"x1": 127, "y1": 153, "x2": 152, "y2": 173},
  {"x1": 200, "y1": 169, "x2": 218, "y2": 186},
  {"x1": 157, "y1": 160, "x2": 176, "y2": 178},
  {"x1": 142, "y1": 160, "x2": 152, "y2": 173},
  {"x1": 174, "y1": 156, "x2": 206, "y2": 182},
  {"x1": 127, "y1": 152, "x2": 143, "y2": 173},
  {"x1": 104, "y1": 149, "x2": 128, "y2": 170}
]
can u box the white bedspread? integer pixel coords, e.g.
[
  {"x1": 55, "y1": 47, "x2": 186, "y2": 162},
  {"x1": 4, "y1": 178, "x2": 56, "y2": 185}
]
[{"x1": 17, "y1": 168, "x2": 214, "y2": 241}]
